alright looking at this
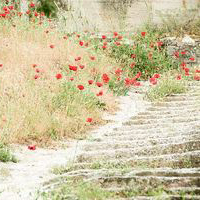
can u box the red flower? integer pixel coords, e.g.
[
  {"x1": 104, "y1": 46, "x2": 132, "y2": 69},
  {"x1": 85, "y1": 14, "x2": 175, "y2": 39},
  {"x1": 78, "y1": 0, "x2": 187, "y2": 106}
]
[
  {"x1": 134, "y1": 81, "x2": 141, "y2": 86},
  {"x1": 176, "y1": 75, "x2": 182, "y2": 80},
  {"x1": 135, "y1": 72, "x2": 142, "y2": 79},
  {"x1": 28, "y1": 145, "x2": 36, "y2": 150},
  {"x1": 34, "y1": 75, "x2": 39, "y2": 79},
  {"x1": 153, "y1": 74, "x2": 161, "y2": 79},
  {"x1": 102, "y1": 74, "x2": 110, "y2": 83},
  {"x1": 125, "y1": 78, "x2": 131, "y2": 86},
  {"x1": 118, "y1": 35, "x2": 123, "y2": 40},
  {"x1": 189, "y1": 57, "x2": 195, "y2": 61},
  {"x1": 102, "y1": 45, "x2": 107, "y2": 50},
  {"x1": 63, "y1": 36, "x2": 68, "y2": 40},
  {"x1": 181, "y1": 51, "x2": 186, "y2": 55},
  {"x1": 115, "y1": 68, "x2": 122, "y2": 76},
  {"x1": 77, "y1": 85, "x2": 84, "y2": 90},
  {"x1": 26, "y1": 10, "x2": 31, "y2": 15},
  {"x1": 149, "y1": 77, "x2": 157, "y2": 85},
  {"x1": 103, "y1": 42, "x2": 107, "y2": 46},
  {"x1": 70, "y1": 77, "x2": 74, "y2": 81},
  {"x1": 34, "y1": 12, "x2": 38, "y2": 17},
  {"x1": 141, "y1": 32, "x2": 146, "y2": 37},
  {"x1": 102, "y1": 35, "x2": 107, "y2": 39},
  {"x1": 29, "y1": 2, "x2": 35, "y2": 8},
  {"x1": 194, "y1": 75, "x2": 200, "y2": 81},
  {"x1": 79, "y1": 64, "x2": 85, "y2": 69},
  {"x1": 50, "y1": 44, "x2": 55, "y2": 49},
  {"x1": 32, "y1": 64, "x2": 37, "y2": 68},
  {"x1": 86, "y1": 118, "x2": 93, "y2": 123},
  {"x1": 185, "y1": 72, "x2": 190, "y2": 76},
  {"x1": 157, "y1": 41, "x2": 163, "y2": 47},
  {"x1": 195, "y1": 69, "x2": 200, "y2": 73},
  {"x1": 79, "y1": 41, "x2": 84, "y2": 46},
  {"x1": 56, "y1": 73, "x2": 62, "y2": 80},
  {"x1": 36, "y1": 68, "x2": 40, "y2": 73},
  {"x1": 75, "y1": 56, "x2": 81, "y2": 61},
  {"x1": 113, "y1": 32, "x2": 118, "y2": 37},
  {"x1": 8, "y1": 6, "x2": 14, "y2": 10},
  {"x1": 0, "y1": 64, "x2": 3, "y2": 67},
  {"x1": 96, "y1": 90, "x2": 103, "y2": 96},
  {"x1": 96, "y1": 82, "x2": 103, "y2": 87},
  {"x1": 184, "y1": 68, "x2": 189, "y2": 73},
  {"x1": 130, "y1": 62, "x2": 136, "y2": 68},
  {"x1": 115, "y1": 41, "x2": 121, "y2": 46},
  {"x1": 69, "y1": 65, "x2": 77, "y2": 71},
  {"x1": 131, "y1": 54, "x2": 136, "y2": 59},
  {"x1": 90, "y1": 56, "x2": 95, "y2": 60},
  {"x1": 88, "y1": 80, "x2": 94, "y2": 85},
  {"x1": 180, "y1": 62, "x2": 186, "y2": 69}
]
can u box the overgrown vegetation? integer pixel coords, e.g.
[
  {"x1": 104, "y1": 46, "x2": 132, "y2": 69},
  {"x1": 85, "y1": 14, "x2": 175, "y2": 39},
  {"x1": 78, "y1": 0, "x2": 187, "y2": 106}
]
[{"x1": 0, "y1": 143, "x2": 17, "y2": 163}]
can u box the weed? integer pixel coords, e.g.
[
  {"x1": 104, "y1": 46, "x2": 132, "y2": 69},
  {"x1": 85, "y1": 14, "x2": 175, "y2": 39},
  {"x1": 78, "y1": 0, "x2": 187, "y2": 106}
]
[{"x1": 0, "y1": 143, "x2": 17, "y2": 163}]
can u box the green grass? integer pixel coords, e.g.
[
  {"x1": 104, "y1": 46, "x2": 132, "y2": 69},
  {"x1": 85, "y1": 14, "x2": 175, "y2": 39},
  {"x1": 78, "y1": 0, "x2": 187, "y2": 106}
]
[
  {"x1": 0, "y1": 143, "x2": 17, "y2": 163},
  {"x1": 146, "y1": 77, "x2": 187, "y2": 101}
]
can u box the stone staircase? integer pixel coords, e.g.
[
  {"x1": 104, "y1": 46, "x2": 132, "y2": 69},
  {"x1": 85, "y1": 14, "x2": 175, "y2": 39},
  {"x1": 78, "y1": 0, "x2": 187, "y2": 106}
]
[{"x1": 42, "y1": 81, "x2": 200, "y2": 200}]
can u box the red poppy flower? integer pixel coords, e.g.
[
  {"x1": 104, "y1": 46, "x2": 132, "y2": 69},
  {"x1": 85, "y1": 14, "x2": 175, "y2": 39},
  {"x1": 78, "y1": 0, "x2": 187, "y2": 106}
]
[
  {"x1": 115, "y1": 68, "x2": 122, "y2": 76},
  {"x1": 90, "y1": 56, "x2": 95, "y2": 60},
  {"x1": 77, "y1": 85, "x2": 84, "y2": 90},
  {"x1": 102, "y1": 45, "x2": 107, "y2": 50},
  {"x1": 29, "y1": 2, "x2": 35, "y2": 8},
  {"x1": 56, "y1": 73, "x2": 62, "y2": 79},
  {"x1": 180, "y1": 62, "x2": 186, "y2": 69},
  {"x1": 102, "y1": 74, "x2": 110, "y2": 83},
  {"x1": 194, "y1": 75, "x2": 200, "y2": 81},
  {"x1": 8, "y1": 6, "x2": 14, "y2": 10},
  {"x1": 86, "y1": 118, "x2": 93, "y2": 123},
  {"x1": 69, "y1": 65, "x2": 77, "y2": 71},
  {"x1": 130, "y1": 62, "x2": 136, "y2": 68},
  {"x1": 141, "y1": 32, "x2": 146, "y2": 37},
  {"x1": 118, "y1": 35, "x2": 123, "y2": 40},
  {"x1": 157, "y1": 41, "x2": 163, "y2": 47},
  {"x1": 135, "y1": 72, "x2": 142, "y2": 79},
  {"x1": 79, "y1": 41, "x2": 84, "y2": 46},
  {"x1": 103, "y1": 42, "x2": 107, "y2": 46},
  {"x1": 36, "y1": 68, "x2": 40, "y2": 73},
  {"x1": 0, "y1": 64, "x2": 3, "y2": 67},
  {"x1": 131, "y1": 54, "x2": 136, "y2": 59},
  {"x1": 185, "y1": 68, "x2": 189, "y2": 73},
  {"x1": 28, "y1": 145, "x2": 36, "y2": 150},
  {"x1": 125, "y1": 78, "x2": 131, "y2": 86},
  {"x1": 70, "y1": 77, "x2": 74, "y2": 81},
  {"x1": 88, "y1": 80, "x2": 94, "y2": 85},
  {"x1": 34, "y1": 75, "x2": 39, "y2": 79},
  {"x1": 189, "y1": 57, "x2": 195, "y2": 61},
  {"x1": 113, "y1": 32, "x2": 118, "y2": 37},
  {"x1": 50, "y1": 44, "x2": 55, "y2": 49},
  {"x1": 102, "y1": 35, "x2": 107, "y2": 39},
  {"x1": 96, "y1": 82, "x2": 103, "y2": 87},
  {"x1": 34, "y1": 12, "x2": 38, "y2": 17},
  {"x1": 181, "y1": 51, "x2": 186, "y2": 55},
  {"x1": 153, "y1": 74, "x2": 161, "y2": 79},
  {"x1": 134, "y1": 81, "x2": 141, "y2": 86},
  {"x1": 26, "y1": 10, "x2": 31, "y2": 15},
  {"x1": 115, "y1": 41, "x2": 121, "y2": 46},
  {"x1": 79, "y1": 65, "x2": 85, "y2": 69},
  {"x1": 149, "y1": 77, "x2": 157, "y2": 85},
  {"x1": 185, "y1": 72, "x2": 190, "y2": 76},
  {"x1": 96, "y1": 90, "x2": 103, "y2": 96},
  {"x1": 176, "y1": 75, "x2": 182, "y2": 80},
  {"x1": 63, "y1": 36, "x2": 68, "y2": 40},
  {"x1": 77, "y1": 34, "x2": 80, "y2": 38},
  {"x1": 75, "y1": 56, "x2": 81, "y2": 61},
  {"x1": 195, "y1": 69, "x2": 200, "y2": 73}
]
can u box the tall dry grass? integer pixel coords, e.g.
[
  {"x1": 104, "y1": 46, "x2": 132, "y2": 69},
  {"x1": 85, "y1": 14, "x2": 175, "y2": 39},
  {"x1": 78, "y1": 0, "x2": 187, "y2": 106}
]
[{"x1": 0, "y1": 17, "x2": 117, "y2": 146}]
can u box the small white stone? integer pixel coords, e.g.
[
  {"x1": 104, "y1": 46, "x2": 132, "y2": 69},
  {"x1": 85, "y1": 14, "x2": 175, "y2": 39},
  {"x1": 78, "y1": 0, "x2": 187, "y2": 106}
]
[{"x1": 182, "y1": 35, "x2": 195, "y2": 46}]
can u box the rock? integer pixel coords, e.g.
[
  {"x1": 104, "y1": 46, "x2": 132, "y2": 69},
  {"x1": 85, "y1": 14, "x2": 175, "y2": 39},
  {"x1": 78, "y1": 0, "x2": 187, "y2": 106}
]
[{"x1": 182, "y1": 35, "x2": 195, "y2": 46}]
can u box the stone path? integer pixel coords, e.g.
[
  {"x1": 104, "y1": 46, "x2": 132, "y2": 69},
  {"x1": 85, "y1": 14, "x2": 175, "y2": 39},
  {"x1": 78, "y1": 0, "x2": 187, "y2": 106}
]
[{"x1": 42, "y1": 81, "x2": 200, "y2": 199}]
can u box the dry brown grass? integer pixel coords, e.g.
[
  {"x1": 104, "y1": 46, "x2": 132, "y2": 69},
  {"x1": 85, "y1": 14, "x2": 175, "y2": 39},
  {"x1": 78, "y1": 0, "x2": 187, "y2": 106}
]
[{"x1": 0, "y1": 18, "x2": 118, "y2": 146}]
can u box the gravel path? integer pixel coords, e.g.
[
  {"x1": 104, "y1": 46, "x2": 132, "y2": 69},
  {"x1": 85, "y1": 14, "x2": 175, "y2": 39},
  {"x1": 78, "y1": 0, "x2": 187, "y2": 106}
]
[{"x1": 0, "y1": 81, "x2": 200, "y2": 199}]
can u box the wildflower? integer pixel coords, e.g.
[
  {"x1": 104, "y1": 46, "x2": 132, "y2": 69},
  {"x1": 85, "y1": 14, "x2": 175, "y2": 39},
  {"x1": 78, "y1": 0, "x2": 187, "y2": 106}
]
[
  {"x1": 90, "y1": 56, "x2": 95, "y2": 60},
  {"x1": 102, "y1": 35, "x2": 107, "y2": 39},
  {"x1": 34, "y1": 75, "x2": 39, "y2": 79},
  {"x1": 134, "y1": 81, "x2": 142, "y2": 86},
  {"x1": 50, "y1": 44, "x2": 55, "y2": 48},
  {"x1": 189, "y1": 57, "x2": 195, "y2": 61},
  {"x1": 0, "y1": 64, "x2": 3, "y2": 67},
  {"x1": 181, "y1": 51, "x2": 186, "y2": 55},
  {"x1": 96, "y1": 90, "x2": 103, "y2": 96},
  {"x1": 69, "y1": 65, "x2": 77, "y2": 71},
  {"x1": 115, "y1": 68, "x2": 122, "y2": 76},
  {"x1": 130, "y1": 62, "x2": 136, "y2": 68},
  {"x1": 176, "y1": 75, "x2": 182, "y2": 80},
  {"x1": 34, "y1": 12, "x2": 38, "y2": 17},
  {"x1": 185, "y1": 72, "x2": 190, "y2": 76},
  {"x1": 86, "y1": 118, "x2": 93, "y2": 123},
  {"x1": 75, "y1": 56, "x2": 81, "y2": 61},
  {"x1": 141, "y1": 32, "x2": 146, "y2": 37},
  {"x1": 79, "y1": 41, "x2": 84, "y2": 46},
  {"x1": 102, "y1": 74, "x2": 110, "y2": 83},
  {"x1": 56, "y1": 73, "x2": 62, "y2": 80},
  {"x1": 195, "y1": 69, "x2": 200, "y2": 73},
  {"x1": 8, "y1": 5, "x2": 14, "y2": 10},
  {"x1": 118, "y1": 35, "x2": 123, "y2": 40},
  {"x1": 125, "y1": 78, "x2": 131, "y2": 86},
  {"x1": 79, "y1": 65, "x2": 85, "y2": 69},
  {"x1": 63, "y1": 36, "x2": 68, "y2": 40},
  {"x1": 88, "y1": 80, "x2": 94, "y2": 85},
  {"x1": 153, "y1": 74, "x2": 161, "y2": 79},
  {"x1": 70, "y1": 77, "x2": 74, "y2": 81},
  {"x1": 149, "y1": 77, "x2": 157, "y2": 85},
  {"x1": 96, "y1": 82, "x2": 103, "y2": 87},
  {"x1": 148, "y1": 52, "x2": 153, "y2": 60},
  {"x1": 157, "y1": 41, "x2": 163, "y2": 47},
  {"x1": 194, "y1": 75, "x2": 200, "y2": 81},
  {"x1": 135, "y1": 72, "x2": 142, "y2": 79},
  {"x1": 184, "y1": 68, "x2": 189, "y2": 73},
  {"x1": 26, "y1": 10, "x2": 31, "y2": 15},
  {"x1": 180, "y1": 62, "x2": 186, "y2": 69},
  {"x1": 36, "y1": 68, "x2": 40, "y2": 73},
  {"x1": 113, "y1": 32, "x2": 118, "y2": 37},
  {"x1": 29, "y1": 2, "x2": 35, "y2": 8},
  {"x1": 174, "y1": 51, "x2": 179, "y2": 58},
  {"x1": 131, "y1": 54, "x2": 136, "y2": 59},
  {"x1": 28, "y1": 145, "x2": 36, "y2": 150},
  {"x1": 102, "y1": 45, "x2": 107, "y2": 50},
  {"x1": 103, "y1": 42, "x2": 107, "y2": 46},
  {"x1": 77, "y1": 85, "x2": 84, "y2": 90}
]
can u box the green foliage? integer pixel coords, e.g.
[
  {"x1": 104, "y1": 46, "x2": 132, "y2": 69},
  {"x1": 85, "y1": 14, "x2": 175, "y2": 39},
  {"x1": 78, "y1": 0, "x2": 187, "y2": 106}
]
[
  {"x1": 146, "y1": 77, "x2": 187, "y2": 101},
  {"x1": 0, "y1": 143, "x2": 17, "y2": 163}
]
